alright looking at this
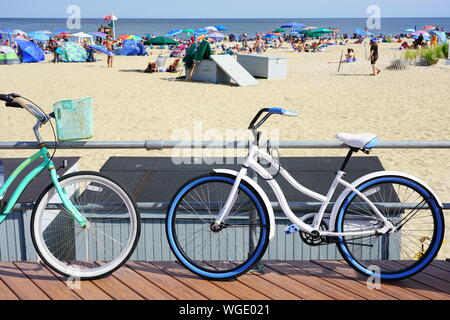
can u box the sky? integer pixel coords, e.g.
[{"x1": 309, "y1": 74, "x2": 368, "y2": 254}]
[{"x1": 1, "y1": 0, "x2": 449, "y2": 19}]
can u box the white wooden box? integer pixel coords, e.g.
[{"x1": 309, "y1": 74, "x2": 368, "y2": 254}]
[
  {"x1": 190, "y1": 59, "x2": 231, "y2": 84},
  {"x1": 237, "y1": 54, "x2": 288, "y2": 79}
]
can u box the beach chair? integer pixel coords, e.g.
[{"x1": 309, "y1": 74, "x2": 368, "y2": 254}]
[{"x1": 156, "y1": 54, "x2": 166, "y2": 71}]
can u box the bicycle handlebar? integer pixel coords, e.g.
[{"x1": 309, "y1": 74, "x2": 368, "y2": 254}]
[
  {"x1": 248, "y1": 107, "x2": 298, "y2": 130},
  {"x1": 1, "y1": 93, "x2": 50, "y2": 123}
]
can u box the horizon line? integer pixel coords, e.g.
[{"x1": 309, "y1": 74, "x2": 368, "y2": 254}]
[{"x1": 1, "y1": 16, "x2": 448, "y2": 19}]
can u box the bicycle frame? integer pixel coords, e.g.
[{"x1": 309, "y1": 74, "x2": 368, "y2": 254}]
[
  {"x1": 215, "y1": 142, "x2": 395, "y2": 238},
  {"x1": 0, "y1": 146, "x2": 87, "y2": 227}
]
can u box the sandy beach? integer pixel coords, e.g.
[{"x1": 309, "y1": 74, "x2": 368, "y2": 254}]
[{"x1": 1, "y1": 40, "x2": 450, "y2": 257}]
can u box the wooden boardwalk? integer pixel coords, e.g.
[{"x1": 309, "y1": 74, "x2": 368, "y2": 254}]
[{"x1": 0, "y1": 260, "x2": 449, "y2": 300}]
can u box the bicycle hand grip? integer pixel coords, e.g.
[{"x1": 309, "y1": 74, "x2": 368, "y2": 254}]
[{"x1": 5, "y1": 101, "x2": 23, "y2": 109}]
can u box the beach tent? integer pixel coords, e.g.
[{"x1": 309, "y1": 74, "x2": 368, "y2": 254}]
[
  {"x1": 59, "y1": 42, "x2": 87, "y2": 62},
  {"x1": 16, "y1": 40, "x2": 45, "y2": 63},
  {"x1": 0, "y1": 46, "x2": 20, "y2": 65},
  {"x1": 430, "y1": 31, "x2": 447, "y2": 44},
  {"x1": 72, "y1": 32, "x2": 94, "y2": 44},
  {"x1": 114, "y1": 39, "x2": 147, "y2": 56}
]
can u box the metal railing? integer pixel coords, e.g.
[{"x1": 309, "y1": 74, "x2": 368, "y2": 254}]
[{"x1": 2, "y1": 139, "x2": 450, "y2": 211}]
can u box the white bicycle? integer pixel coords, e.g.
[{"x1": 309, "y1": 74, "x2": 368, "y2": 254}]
[{"x1": 166, "y1": 108, "x2": 445, "y2": 281}]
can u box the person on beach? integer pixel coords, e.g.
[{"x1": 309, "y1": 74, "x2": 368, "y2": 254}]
[
  {"x1": 342, "y1": 48, "x2": 356, "y2": 62},
  {"x1": 254, "y1": 35, "x2": 266, "y2": 54},
  {"x1": 105, "y1": 36, "x2": 115, "y2": 68},
  {"x1": 241, "y1": 33, "x2": 248, "y2": 48},
  {"x1": 369, "y1": 39, "x2": 380, "y2": 76}
]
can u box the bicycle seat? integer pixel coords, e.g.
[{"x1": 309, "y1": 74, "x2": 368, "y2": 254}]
[{"x1": 335, "y1": 133, "x2": 379, "y2": 149}]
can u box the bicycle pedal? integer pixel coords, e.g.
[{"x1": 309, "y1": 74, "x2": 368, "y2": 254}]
[{"x1": 285, "y1": 224, "x2": 300, "y2": 234}]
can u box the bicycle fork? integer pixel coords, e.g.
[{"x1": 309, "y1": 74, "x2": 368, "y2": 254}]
[{"x1": 49, "y1": 167, "x2": 88, "y2": 228}]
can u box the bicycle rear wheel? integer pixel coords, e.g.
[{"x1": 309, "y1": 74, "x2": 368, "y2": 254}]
[
  {"x1": 166, "y1": 173, "x2": 270, "y2": 280},
  {"x1": 31, "y1": 171, "x2": 140, "y2": 280},
  {"x1": 335, "y1": 175, "x2": 444, "y2": 281}
]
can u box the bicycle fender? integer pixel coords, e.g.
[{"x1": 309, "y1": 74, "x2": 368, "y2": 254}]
[
  {"x1": 213, "y1": 169, "x2": 276, "y2": 240},
  {"x1": 329, "y1": 170, "x2": 443, "y2": 230}
]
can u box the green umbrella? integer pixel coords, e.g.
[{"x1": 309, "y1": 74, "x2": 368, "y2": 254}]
[
  {"x1": 182, "y1": 29, "x2": 195, "y2": 33},
  {"x1": 273, "y1": 28, "x2": 285, "y2": 33},
  {"x1": 184, "y1": 40, "x2": 213, "y2": 80},
  {"x1": 144, "y1": 36, "x2": 179, "y2": 45},
  {"x1": 307, "y1": 28, "x2": 334, "y2": 37}
]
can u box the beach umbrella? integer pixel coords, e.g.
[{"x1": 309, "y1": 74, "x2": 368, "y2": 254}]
[
  {"x1": 301, "y1": 26, "x2": 318, "y2": 31},
  {"x1": 127, "y1": 35, "x2": 142, "y2": 40},
  {"x1": 205, "y1": 26, "x2": 218, "y2": 32},
  {"x1": 144, "y1": 36, "x2": 179, "y2": 45},
  {"x1": 430, "y1": 30, "x2": 447, "y2": 44},
  {"x1": 405, "y1": 28, "x2": 415, "y2": 33},
  {"x1": 167, "y1": 29, "x2": 182, "y2": 36},
  {"x1": 52, "y1": 29, "x2": 70, "y2": 35},
  {"x1": 355, "y1": 28, "x2": 372, "y2": 36},
  {"x1": 281, "y1": 22, "x2": 307, "y2": 29},
  {"x1": 263, "y1": 34, "x2": 278, "y2": 39},
  {"x1": 412, "y1": 30, "x2": 430, "y2": 37},
  {"x1": 207, "y1": 32, "x2": 225, "y2": 40},
  {"x1": 12, "y1": 29, "x2": 27, "y2": 36},
  {"x1": 88, "y1": 44, "x2": 111, "y2": 54},
  {"x1": 307, "y1": 28, "x2": 333, "y2": 37},
  {"x1": 90, "y1": 31, "x2": 107, "y2": 39},
  {"x1": 273, "y1": 28, "x2": 285, "y2": 33},
  {"x1": 215, "y1": 26, "x2": 227, "y2": 31},
  {"x1": 182, "y1": 29, "x2": 195, "y2": 33},
  {"x1": 424, "y1": 25, "x2": 436, "y2": 30},
  {"x1": 53, "y1": 32, "x2": 74, "y2": 38},
  {"x1": 28, "y1": 31, "x2": 50, "y2": 41},
  {"x1": 195, "y1": 29, "x2": 208, "y2": 34}
]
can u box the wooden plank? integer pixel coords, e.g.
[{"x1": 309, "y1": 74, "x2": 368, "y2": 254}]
[
  {"x1": 409, "y1": 261, "x2": 450, "y2": 284},
  {"x1": 200, "y1": 261, "x2": 271, "y2": 300},
  {"x1": 237, "y1": 271, "x2": 301, "y2": 300},
  {"x1": 390, "y1": 260, "x2": 450, "y2": 294},
  {"x1": 13, "y1": 261, "x2": 81, "y2": 300},
  {"x1": 327, "y1": 260, "x2": 429, "y2": 300},
  {"x1": 156, "y1": 262, "x2": 239, "y2": 300},
  {"x1": 430, "y1": 260, "x2": 450, "y2": 272},
  {"x1": 375, "y1": 260, "x2": 450, "y2": 300},
  {"x1": 266, "y1": 261, "x2": 364, "y2": 300},
  {"x1": 43, "y1": 263, "x2": 113, "y2": 300},
  {"x1": 303, "y1": 260, "x2": 396, "y2": 300},
  {"x1": 91, "y1": 273, "x2": 145, "y2": 300},
  {"x1": 0, "y1": 278, "x2": 19, "y2": 300},
  {"x1": 128, "y1": 261, "x2": 207, "y2": 300},
  {"x1": 112, "y1": 264, "x2": 176, "y2": 300},
  {"x1": 0, "y1": 262, "x2": 49, "y2": 300}
]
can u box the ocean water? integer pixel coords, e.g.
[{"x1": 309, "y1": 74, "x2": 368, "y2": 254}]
[{"x1": 1, "y1": 17, "x2": 449, "y2": 37}]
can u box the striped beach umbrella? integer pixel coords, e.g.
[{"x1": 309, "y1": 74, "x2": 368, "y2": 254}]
[{"x1": 207, "y1": 32, "x2": 225, "y2": 40}]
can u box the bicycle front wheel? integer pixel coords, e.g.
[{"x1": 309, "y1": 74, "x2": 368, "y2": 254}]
[
  {"x1": 166, "y1": 173, "x2": 270, "y2": 280},
  {"x1": 335, "y1": 174, "x2": 444, "y2": 281},
  {"x1": 31, "y1": 171, "x2": 140, "y2": 280}
]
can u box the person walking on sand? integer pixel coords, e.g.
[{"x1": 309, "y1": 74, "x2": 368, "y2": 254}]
[
  {"x1": 105, "y1": 36, "x2": 115, "y2": 68},
  {"x1": 369, "y1": 39, "x2": 380, "y2": 76}
]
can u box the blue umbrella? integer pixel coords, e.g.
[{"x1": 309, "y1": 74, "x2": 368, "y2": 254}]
[
  {"x1": 28, "y1": 31, "x2": 50, "y2": 41},
  {"x1": 355, "y1": 28, "x2": 372, "y2": 36},
  {"x1": 88, "y1": 44, "x2": 111, "y2": 54},
  {"x1": 263, "y1": 34, "x2": 278, "y2": 39},
  {"x1": 90, "y1": 32, "x2": 107, "y2": 39},
  {"x1": 167, "y1": 29, "x2": 182, "y2": 36},
  {"x1": 215, "y1": 25, "x2": 227, "y2": 31},
  {"x1": 281, "y1": 22, "x2": 307, "y2": 29},
  {"x1": 430, "y1": 30, "x2": 447, "y2": 44},
  {"x1": 194, "y1": 29, "x2": 207, "y2": 34}
]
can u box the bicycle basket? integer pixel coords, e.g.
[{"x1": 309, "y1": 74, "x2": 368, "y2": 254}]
[{"x1": 53, "y1": 97, "x2": 93, "y2": 141}]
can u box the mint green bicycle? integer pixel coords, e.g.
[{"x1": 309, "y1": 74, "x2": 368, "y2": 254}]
[{"x1": 0, "y1": 93, "x2": 140, "y2": 279}]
